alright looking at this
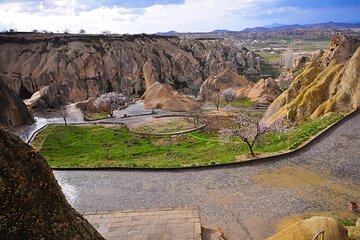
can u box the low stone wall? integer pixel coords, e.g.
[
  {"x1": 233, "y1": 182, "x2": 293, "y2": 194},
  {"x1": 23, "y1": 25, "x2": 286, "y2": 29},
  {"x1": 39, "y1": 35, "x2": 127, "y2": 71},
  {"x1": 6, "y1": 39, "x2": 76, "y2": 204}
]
[{"x1": 131, "y1": 124, "x2": 206, "y2": 136}]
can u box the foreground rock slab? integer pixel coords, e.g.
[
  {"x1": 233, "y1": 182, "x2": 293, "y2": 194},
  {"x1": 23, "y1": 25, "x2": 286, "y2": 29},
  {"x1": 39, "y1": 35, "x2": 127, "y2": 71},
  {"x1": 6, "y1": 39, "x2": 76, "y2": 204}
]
[
  {"x1": 0, "y1": 127, "x2": 104, "y2": 239},
  {"x1": 84, "y1": 207, "x2": 202, "y2": 240},
  {"x1": 0, "y1": 77, "x2": 34, "y2": 127},
  {"x1": 267, "y1": 216, "x2": 350, "y2": 240}
]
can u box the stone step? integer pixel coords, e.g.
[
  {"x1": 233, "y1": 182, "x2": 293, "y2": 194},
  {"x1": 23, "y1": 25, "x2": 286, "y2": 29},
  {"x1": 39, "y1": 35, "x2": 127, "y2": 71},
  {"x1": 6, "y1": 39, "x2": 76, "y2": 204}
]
[{"x1": 84, "y1": 207, "x2": 202, "y2": 240}]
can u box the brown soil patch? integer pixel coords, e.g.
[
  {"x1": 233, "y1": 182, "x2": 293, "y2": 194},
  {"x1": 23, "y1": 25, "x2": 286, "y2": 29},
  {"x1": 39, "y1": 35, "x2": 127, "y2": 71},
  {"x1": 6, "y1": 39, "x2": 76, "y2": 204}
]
[
  {"x1": 253, "y1": 166, "x2": 360, "y2": 233},
  {"x1": 153, "y1": 136, "x2": 194, "y2": 146}
]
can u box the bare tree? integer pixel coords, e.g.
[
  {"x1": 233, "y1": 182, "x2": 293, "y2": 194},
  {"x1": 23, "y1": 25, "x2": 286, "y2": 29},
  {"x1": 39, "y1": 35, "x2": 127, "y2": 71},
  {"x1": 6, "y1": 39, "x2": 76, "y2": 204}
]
[
  {"x1": 222, "y1": 88, "x2": 236, "y2": 106},
  {"x1": 163, "y1": 136, "x2": 173, "y2": 155},
  {"x1": 187, "y1": 108, "x2": 203, "y2": 128},
  {"x1": 281, "y1": 47, "x2": 294, "y2": 69},
  {"x1": 103, "y1": 143, "x2": 114, "y2": 159},
  {"x1": 60, "y1": 105, "x2": 69, "y2": 126},
  {"x1": 219, "y1": 112, "x2": 282, "y2": 157},
  {"x1": 213, "y1": 89, "x2": 222, "y2": 110},
  {"x1": 94, "y1": 92, "x2": 127, "y2": 117}
]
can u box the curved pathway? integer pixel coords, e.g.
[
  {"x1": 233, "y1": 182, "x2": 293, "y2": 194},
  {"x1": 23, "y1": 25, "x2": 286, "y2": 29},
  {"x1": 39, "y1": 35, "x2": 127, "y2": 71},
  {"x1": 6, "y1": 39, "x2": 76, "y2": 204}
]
[{"x1": 54, "y1": 111, "x2": 360, "y2": 240}]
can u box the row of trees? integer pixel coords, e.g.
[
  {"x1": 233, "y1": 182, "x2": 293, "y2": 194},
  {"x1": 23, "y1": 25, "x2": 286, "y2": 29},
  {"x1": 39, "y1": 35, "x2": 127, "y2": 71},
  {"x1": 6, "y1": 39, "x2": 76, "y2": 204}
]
[{"x1": 202, "y1": 87, "x2": 237, "y2": 111}]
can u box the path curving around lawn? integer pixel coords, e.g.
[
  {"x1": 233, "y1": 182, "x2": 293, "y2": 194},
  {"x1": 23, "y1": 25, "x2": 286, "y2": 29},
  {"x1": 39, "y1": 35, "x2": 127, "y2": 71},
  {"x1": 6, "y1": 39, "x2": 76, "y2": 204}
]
[{"x1": 54, "y1": 109, "x2": 360, "y2": 240}]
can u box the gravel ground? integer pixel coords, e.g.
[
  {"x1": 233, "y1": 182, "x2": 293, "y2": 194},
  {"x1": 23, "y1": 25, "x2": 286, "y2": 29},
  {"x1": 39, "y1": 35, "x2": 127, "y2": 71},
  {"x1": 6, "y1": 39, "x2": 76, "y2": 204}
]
[{"x1": 53, "y1": 111, "x2": 360, "y2": 240}]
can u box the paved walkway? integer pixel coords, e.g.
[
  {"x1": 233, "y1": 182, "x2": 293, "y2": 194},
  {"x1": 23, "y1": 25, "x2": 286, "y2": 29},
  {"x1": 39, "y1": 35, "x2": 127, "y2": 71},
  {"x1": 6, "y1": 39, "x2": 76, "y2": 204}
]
[
  {"x1": 54, "y1": 111, "x2": 360, "y2": 240},
  {"x1": 83, "y1": 207, "x2": 201, "y2": 240}
]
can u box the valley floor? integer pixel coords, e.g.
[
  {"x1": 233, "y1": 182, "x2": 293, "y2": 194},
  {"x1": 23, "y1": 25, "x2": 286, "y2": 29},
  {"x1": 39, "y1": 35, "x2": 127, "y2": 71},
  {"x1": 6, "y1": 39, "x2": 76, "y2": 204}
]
[{"x1": 54, "y1": 111, "x2": 360, "y2": 239}]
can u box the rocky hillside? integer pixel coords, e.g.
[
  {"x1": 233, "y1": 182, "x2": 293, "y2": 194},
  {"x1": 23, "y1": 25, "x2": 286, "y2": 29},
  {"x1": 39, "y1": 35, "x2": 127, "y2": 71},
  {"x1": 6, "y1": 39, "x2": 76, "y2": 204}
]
[
  {"x1": 0, "y1": 127, "x2": 104, "y2": 239},
  {"x1": 262, "y1": 34, "x2": 360, "y2": 124},
  {"x1": 0, "y1": 77, "x2": 34, "y2": 127},
  {"x1": 199, "y1": 69, "x2": 281, "y2": 104},
  {"x1": 0, "y1": 33, "x2": 274, "y2": 108},
  {"x1": 142, "y1": 82, "x2": 198, "y2": 112}
]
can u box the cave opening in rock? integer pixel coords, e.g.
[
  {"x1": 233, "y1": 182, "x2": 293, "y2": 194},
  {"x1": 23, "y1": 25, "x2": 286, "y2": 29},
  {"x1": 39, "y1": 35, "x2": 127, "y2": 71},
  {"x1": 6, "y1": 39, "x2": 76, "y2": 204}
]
[{"x1": 19, "y1": 84, "x2": 33, "y2": 99}]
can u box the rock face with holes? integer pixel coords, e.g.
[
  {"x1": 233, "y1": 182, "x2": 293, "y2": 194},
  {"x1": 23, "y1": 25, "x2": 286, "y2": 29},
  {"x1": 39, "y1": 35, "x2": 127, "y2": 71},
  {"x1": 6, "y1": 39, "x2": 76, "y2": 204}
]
[
  {"x1": 267, "y1": 216, "x2": 350, "y2": 240},
  {"x1": 0, "y1": 33, "x2": 275, "y2": 108},
  {"x1": 0, "y1": 77, "x2": 34, "y2": 127},
  {"x1": 0, "y1": 127, "x2": 104, "y2": 239},
  {"x1": 262, "y1": 34, "x2": 360, "y2": 124}
]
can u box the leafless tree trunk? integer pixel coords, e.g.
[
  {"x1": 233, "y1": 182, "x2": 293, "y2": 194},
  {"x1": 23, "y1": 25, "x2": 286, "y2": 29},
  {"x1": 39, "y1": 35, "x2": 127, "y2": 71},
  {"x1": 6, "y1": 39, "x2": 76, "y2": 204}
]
[{"x1": 60, "y1": 105, "x2": 68, "y2": 126}]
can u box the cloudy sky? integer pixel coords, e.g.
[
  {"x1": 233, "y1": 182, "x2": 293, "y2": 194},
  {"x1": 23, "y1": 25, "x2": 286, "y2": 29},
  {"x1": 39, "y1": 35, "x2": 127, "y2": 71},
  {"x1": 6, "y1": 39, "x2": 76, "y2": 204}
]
[{"x1": 0, "y1": 0, "x2": 359, "y2": 34}]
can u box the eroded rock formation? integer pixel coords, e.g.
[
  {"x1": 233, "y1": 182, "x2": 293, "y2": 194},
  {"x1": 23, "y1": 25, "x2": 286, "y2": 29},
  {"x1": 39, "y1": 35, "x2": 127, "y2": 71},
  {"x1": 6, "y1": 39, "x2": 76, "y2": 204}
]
[
  {"x1": 267, "y1": 216, "x2": 350, "y2": 240},
  {"x1": 0, "y1": 33, "x2": 274, "y2": 108},
  {"x1": 262, "y1": 34, "x2": 360, "y2": 124},
  {"x1": 0, "y1": 127, "x2": 104, "y2": 239},
  {"x1": 0, "y1": 77, "x2": 34, "y2": 127},
  {"x1": 141, "y1": 82, "x2": 198, "y2": 111},
  {"x1": 199, "y1": 69, "x2": 281, "y2": 104}
]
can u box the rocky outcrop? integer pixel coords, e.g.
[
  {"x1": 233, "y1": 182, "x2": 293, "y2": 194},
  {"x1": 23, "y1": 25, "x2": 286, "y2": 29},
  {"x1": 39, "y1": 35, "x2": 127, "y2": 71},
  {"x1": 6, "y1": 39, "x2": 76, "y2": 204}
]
[
  {"x1": 0, "y1": 127, "x2": 104, "y2": 239},
  {"x1": 247, "y1": 78, "x2": 281, "y2": 104},
  {"x1": 141, "y1": 82, "x2": 199, "y2": 111},
  {"x1": 199, "y1": 69, "x2": 280, "y2": 104},
  {"x1": 0, "y1": 33, "x2": 274, "y2": 108},
  {"x1": 24, "y1": 85, "x2": 63, "y2": 109},
  {"x1": 267, "y1": 216, "x2": 350, "y2": 240},
  {"x1": 262, "y1": 34, "x2": 360, "y2": 124},
  {"x1": 0, "y1": 77, "x2": 34, "y2": 127}
]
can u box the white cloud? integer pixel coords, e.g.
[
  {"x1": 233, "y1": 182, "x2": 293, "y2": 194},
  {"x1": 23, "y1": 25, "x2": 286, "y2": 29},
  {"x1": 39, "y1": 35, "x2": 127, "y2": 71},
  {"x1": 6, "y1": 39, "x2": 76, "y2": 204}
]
[{"x1": 0, "y1": 0, "x2": 282, "y2": 33}]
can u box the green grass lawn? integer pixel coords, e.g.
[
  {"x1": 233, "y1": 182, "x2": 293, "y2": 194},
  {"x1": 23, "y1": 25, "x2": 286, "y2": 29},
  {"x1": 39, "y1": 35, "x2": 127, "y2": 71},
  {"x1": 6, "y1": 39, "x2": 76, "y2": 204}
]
[
  {"x1": 86, "y1": 112, "x2": 109, "y2": 120},
  {"x1": 32, "y1": 113, "x2": 342, "y2": 168},
  {"x1": 256, "y1": 52, "x2": 282, "y2": 63},
  {"x1": 229, "y1": 98, "x2": 257, "y2": 107},
  {"x1": 205, "y1": 98, "x2": 256, "y2": 108}
]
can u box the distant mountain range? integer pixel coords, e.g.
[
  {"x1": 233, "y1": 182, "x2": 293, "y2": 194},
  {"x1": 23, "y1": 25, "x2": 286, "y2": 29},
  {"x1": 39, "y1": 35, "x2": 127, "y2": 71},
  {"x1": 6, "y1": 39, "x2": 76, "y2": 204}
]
[
  {"x1": 156, "y1": 22, "x2": 360, "y2": 36},
  {"x1": 242, "y1": 21, "x2": 360, "y2": 32}
]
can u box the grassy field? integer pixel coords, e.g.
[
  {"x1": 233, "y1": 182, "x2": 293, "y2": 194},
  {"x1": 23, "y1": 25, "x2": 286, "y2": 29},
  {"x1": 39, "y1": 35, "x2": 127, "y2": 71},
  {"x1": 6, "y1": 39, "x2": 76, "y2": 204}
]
[
  {"x1": 32, "y1": 113, "x2": 342, "y2": 168},
  {"x1": 85, "y1": 112, "x2": 109, "y2": 120},
  {"x1": 256, "y1": 52, "x2": 282, "y2": 63},
  {"x1": 206, "y1": 98, "x2": 257, "y2": 108}
]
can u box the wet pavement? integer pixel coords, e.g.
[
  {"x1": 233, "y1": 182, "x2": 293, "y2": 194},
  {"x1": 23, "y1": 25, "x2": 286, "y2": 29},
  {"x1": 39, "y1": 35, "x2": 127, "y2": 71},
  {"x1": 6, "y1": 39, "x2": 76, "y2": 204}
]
[{"x1": 54, "y1": 111, "x2": 360, "y2": 239}]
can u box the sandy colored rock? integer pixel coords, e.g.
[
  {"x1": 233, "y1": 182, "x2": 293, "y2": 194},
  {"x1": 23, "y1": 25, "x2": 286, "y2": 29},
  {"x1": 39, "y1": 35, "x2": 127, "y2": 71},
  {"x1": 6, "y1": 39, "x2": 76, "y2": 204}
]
[
  {"x1": 347, "y1": 226, "x2": 360, "y2": 240},
  {"x1": 0, "y1": 33, "x2": 275, "y2": 108},
  {"x1": 141, "y1": 82, "x2": 199, "y2": 111},
  {"x1": 199, "y1": 69, "x2": 280, "y2": 104},
  {"x1": 75, "y1": 97, "x2": 97, "y2": 113},
  {"x1": 24, "y1": 85, "x2": 61, "y2": 109},
  {"x1": 247, "y1": 78, "x2": 281, "y2": 104},
  {"x1": 0, "y1": 127, "x2": 104, "y2": 239},
  {"x1": 0, "y1": 77, "x2": 34, "y2": 127},
  {"x1": 267, "y1": 216, "x2": 350, "y2": 240},
  {"x1": 262, "y1": 35, "x2": 360, "y2": 124}
]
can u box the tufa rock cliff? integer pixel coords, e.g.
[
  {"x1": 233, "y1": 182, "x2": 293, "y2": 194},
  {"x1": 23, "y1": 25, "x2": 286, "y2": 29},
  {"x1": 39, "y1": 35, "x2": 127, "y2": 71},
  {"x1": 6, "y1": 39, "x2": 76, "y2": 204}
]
[
  {"x1": 0, "y1": 127, "x2": 104, "y2": 239},
  {"x1": 141, "y1": 82, "x2": 199, "y2": 111},
  {"x1": 262, "y1": 34, "x2": 360, "y2": 124},
  {"x1": 199, "y1": 69, "x2": 281, "y2": 104},
  {"x1": 267, "y1": 216, "x2": 350, "y2": 240},
  {"x1": 0, "y1": 33, "x2": 274, "y2": 108},
  {"x1": 0, "y1": 77, "x2": 34, "y2": 127}
]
